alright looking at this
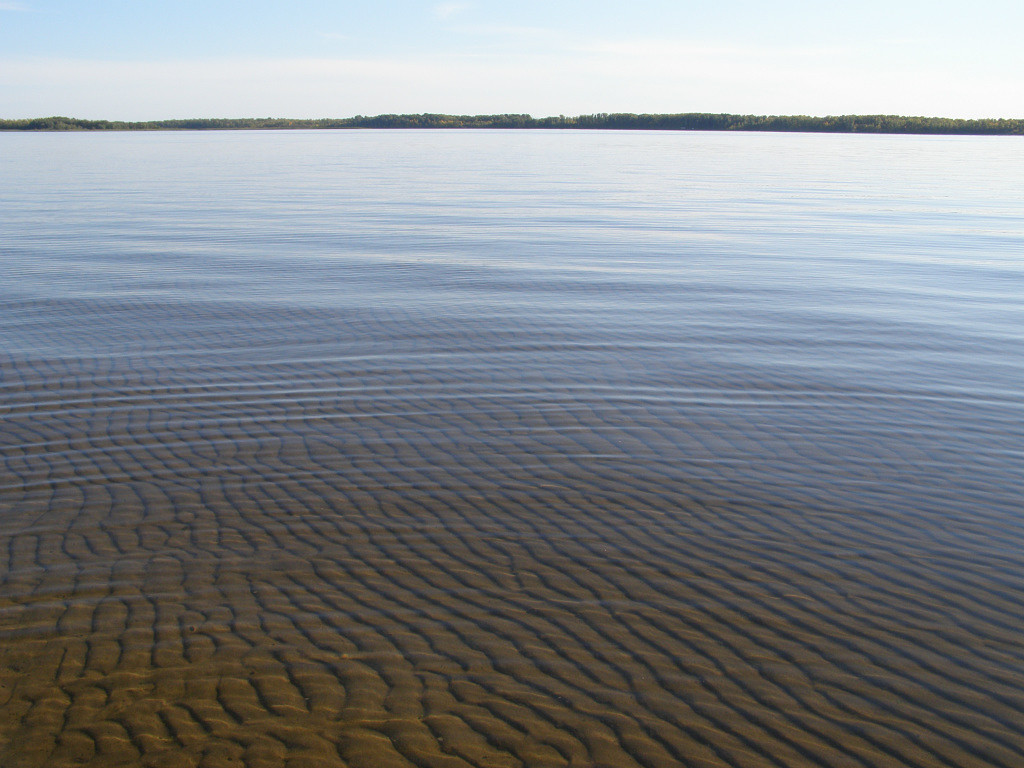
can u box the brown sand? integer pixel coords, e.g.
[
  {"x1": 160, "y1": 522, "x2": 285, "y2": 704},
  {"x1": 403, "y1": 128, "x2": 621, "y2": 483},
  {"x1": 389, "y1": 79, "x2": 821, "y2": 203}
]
[{"x1": 2, "y1": 330, "x2": 1024, "y2": 768}]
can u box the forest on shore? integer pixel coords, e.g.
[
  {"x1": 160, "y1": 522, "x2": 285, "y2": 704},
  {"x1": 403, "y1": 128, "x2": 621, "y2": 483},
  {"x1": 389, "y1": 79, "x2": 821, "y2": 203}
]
[{"x1": 3, "y1": 113, "x2": 1023, "y2": 135}]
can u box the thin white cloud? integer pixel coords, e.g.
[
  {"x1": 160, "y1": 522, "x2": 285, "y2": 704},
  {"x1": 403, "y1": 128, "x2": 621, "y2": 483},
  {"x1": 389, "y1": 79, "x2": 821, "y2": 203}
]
[
  {"x1": 433, "y1": 3, "x2": 470, "y2": 19},
  {"x1": 0, "y1": 2, "x2": 30, "y2": 10},
  {"x1": 450, "y1": 23, "x2": 561, "y2": 42},
  {"x1": 576, "y1": 38, "x2": 852, "y2": 60}
]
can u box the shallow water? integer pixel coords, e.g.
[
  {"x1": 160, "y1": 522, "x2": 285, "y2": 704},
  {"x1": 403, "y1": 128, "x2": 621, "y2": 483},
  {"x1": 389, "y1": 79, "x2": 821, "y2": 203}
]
[{"x1": 1, "y1": 129, "x2": 1023, "y2": 767}]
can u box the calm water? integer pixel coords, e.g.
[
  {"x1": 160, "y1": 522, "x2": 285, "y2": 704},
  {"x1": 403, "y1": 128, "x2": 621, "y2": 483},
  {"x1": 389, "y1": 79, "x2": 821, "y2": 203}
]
[{"x1": 1, "y1": 129, "x2": 1023, "y2": 768}]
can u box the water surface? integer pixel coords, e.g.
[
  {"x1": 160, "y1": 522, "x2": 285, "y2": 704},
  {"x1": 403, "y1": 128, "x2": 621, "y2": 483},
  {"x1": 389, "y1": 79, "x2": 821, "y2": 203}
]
[{"x1": 2, "y1": 129, "x2": 1023, "y2": 768}]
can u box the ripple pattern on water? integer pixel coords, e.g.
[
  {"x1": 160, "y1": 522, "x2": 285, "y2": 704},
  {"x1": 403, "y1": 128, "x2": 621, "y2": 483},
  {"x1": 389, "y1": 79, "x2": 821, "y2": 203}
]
[{"x1": 1, "y1": 130, "x2": 1024, "y2": 768}]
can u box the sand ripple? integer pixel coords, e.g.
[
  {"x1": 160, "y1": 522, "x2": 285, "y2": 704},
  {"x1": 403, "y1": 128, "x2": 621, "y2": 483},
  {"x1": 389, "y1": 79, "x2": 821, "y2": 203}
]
[{"x1": 2, "y1": 298, "x2": 1023, "y2": 768}]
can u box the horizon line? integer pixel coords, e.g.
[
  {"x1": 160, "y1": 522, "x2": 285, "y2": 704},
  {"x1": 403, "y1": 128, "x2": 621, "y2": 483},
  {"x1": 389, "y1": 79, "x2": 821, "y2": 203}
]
[{"x1": 3, "y1": 112, "x2": 1023, "y2": 136}]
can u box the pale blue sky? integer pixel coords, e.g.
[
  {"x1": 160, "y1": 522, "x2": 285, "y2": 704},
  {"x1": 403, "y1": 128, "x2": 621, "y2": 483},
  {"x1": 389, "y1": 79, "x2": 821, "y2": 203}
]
[{"x1": 2, "y1": 0, "x2": 1022, "y2": 119}]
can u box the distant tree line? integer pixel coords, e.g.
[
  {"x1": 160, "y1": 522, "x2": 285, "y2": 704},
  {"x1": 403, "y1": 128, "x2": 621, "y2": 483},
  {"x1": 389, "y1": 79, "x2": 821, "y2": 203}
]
[{"x1": 2, "y1": 113, "x2": 1022, "y2": 135}]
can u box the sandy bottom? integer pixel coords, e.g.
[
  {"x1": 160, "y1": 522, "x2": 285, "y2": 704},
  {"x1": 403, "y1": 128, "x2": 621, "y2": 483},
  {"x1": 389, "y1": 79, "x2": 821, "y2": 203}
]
[{"x1": 2, "y1": 340, "x2": 1024, "y2": 768}]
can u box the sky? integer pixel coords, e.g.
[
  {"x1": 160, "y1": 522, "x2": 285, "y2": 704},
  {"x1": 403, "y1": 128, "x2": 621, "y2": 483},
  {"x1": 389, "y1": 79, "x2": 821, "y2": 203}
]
[{"x1": 1, "y1": 0, "x2": 1022, "y2": 120}]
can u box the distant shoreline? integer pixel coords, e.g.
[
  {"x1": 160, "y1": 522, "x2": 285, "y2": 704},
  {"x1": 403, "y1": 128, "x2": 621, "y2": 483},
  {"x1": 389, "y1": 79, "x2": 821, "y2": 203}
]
[{"x1": 2, "y1": 113, "x2": 1023, "y2": 135}]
